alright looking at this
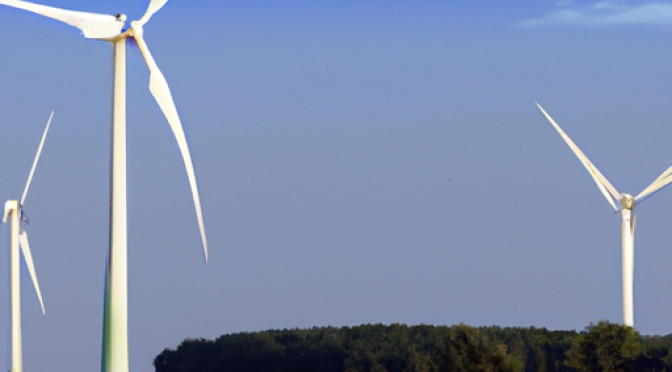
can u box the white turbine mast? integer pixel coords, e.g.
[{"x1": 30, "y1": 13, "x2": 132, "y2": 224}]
[
  {"x1": 0, "y1": 2, "x2": 209, "y2": 372},
  {"x1": 537, "y1": 103, "x2": 672, "y2": 328},
  {"x1": 2, "y1": 111, "x2": 53, "y2": 372}
]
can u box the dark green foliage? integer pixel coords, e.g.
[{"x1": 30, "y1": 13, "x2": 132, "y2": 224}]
[
  {"x1": 154, "y1": 323, "x2": 672, "y2": 372},
  {"x1": 565, "y1": 321, "x2": 670, "y2": 372},
  {"x1": 440, "y1": 323, "x2": 521, "y2": 372},
  {"x1": 479, "y1": 326, "x2": 577, "y2": 372},
  {"x1": 565, "y1": 321, "x2": 641, "y2": 372},
  {"x1": 641, "y1": 334, "x2": 672, "y2": 369}
]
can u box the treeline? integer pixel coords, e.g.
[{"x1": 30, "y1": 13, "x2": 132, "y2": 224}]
[{"x1": 154, "y1": 321, "x2": 672, "y2": 372}]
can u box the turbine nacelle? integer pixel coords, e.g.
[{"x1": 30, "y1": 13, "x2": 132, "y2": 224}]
[
  {"x1": 620, "y1": 193, "x2": 637, "y2": 210},
  {"x1": 3, "y1": 199, "x2": 18, "y2": 223}
]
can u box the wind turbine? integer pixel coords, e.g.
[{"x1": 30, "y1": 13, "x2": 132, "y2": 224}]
[
  {"x1": 2, "y1": 111, "x2": 52, "y2": 372},
  {"x1": 0, "y1": 1, "x2": 209, "y2": 371},
  {"x1": 536, "y1": 103, "x2": 672, "y2": 328}
]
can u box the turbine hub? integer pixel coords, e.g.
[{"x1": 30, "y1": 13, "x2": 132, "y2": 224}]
[{"x1": 620, "y1": 193, "x2": 637, "y2": 210}]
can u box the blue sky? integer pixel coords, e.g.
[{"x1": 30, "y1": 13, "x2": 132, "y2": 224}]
[
  {"x1": 2, "y1": 0, "x2": 672, "y2": 371},
  {"x1": 525, "y1": 1, "x2": 672, "y2": 25}
]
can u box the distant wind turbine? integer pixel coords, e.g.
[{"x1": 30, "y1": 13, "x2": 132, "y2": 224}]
[
  {"x1": 0, "y1": 1, "x2": 209, "y2": 371},
  {"x1": 2, "y1": 111, "x2": 52, "y2": 372},
  {"x1": 536, "y1": 103, "x2": 672, "y2": 327}
]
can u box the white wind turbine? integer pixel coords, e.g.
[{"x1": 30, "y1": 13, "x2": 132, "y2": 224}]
[
  {"x1": 537, "y1": 103, "x2": 672, "y2": 328},
  {"x1": 2, "y1": 111, "x2": 52, "y2": 372},
  {"x1": 0, "y1": 1, "x2": 209, "y2": 371}
]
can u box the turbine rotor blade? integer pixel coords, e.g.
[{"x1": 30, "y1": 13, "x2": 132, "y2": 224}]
[
  {"x1": 0, "y1": 0, "x2": 123, "y2": 39},
  {"x1": 635, "y1": 165, "x2": 672, "y2": 202},
  {"x1": 134, "y1": 34, "x2": 209, "y2": 262},
  {"x1": 21, "y1": 110, "x2": 54, "y2": 206},
  {"x1": 136, "y1": 0, "x2": 168, "y2": 27},
  {"x1": 536, "y1": 103, "x2": 620, "y2": 210},
  {"x1": 18, "y1": 231, "x2": 45, "y2": 314}
]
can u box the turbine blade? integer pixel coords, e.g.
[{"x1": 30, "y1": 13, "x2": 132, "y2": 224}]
[
  {"x1": 636, "y1": 165, "x2": 672, "y2": 202},
  {"x1": 136, "y1": 0, "x2": 168, "y2": 27},
  {"x1": 536, "y1": 103, "x2": 620, "y2": 210},
  {"x1": 0, "y1": 0, "x2": 123, "y2": 39},
  {"x1": 134, "y1": 34, "x2": 209, "y2": 262},
  {"x1": 18, "y1": 231, "x2": 45, "y2": 314},
  {"x1": 21, "y1": 110, "x2": 54, "y2": 206}
]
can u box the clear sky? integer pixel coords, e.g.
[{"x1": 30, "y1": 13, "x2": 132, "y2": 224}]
[{"x1": 2, "y1": 0, "x2": 672, "y2": 371}]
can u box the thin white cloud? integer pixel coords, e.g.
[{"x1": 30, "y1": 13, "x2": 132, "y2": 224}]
[{"x1": 522, "y1": 1, "x2": 672, "y2": 26}]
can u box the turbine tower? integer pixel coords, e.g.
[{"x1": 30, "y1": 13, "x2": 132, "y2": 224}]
[
  {"x1": 2, "y1": 111, "x2": 52, "y2": 372},
  {"x1": 0, "y1": 2, "x2": 209, "y2": 371},
  {"x1": 537, "y1": 103, "x2": 672, "y2": 327}
]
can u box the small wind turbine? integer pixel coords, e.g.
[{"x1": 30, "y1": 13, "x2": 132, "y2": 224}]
[
  {"x1": 0, "y1": 1, "x2": 209, "y2": 371},
  {"x1": 2, "y1": 111, "x2": 52, "y2": 372},
  {"x1": 536, "y1": 103, "x2": 672, "y2": 328}
]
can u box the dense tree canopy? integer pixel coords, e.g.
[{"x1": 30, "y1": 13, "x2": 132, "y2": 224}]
[
  {"x1": 154, "y1": 323, "x2": 672, "y2": 372},
  {"x1": 565, "y1": 321, "x2": 642, "y2": 372}
]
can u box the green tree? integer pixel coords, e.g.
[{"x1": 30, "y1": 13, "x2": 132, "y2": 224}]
[
  {"x1": 566, "y1": 321, "x2": 642, "y2": 372},
  {"x1": 441, "y1": 323, "x2": 522, "y2": 372},
  {"x1": 405, "y1": 345, "x2": 438, "y2": 372}
]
